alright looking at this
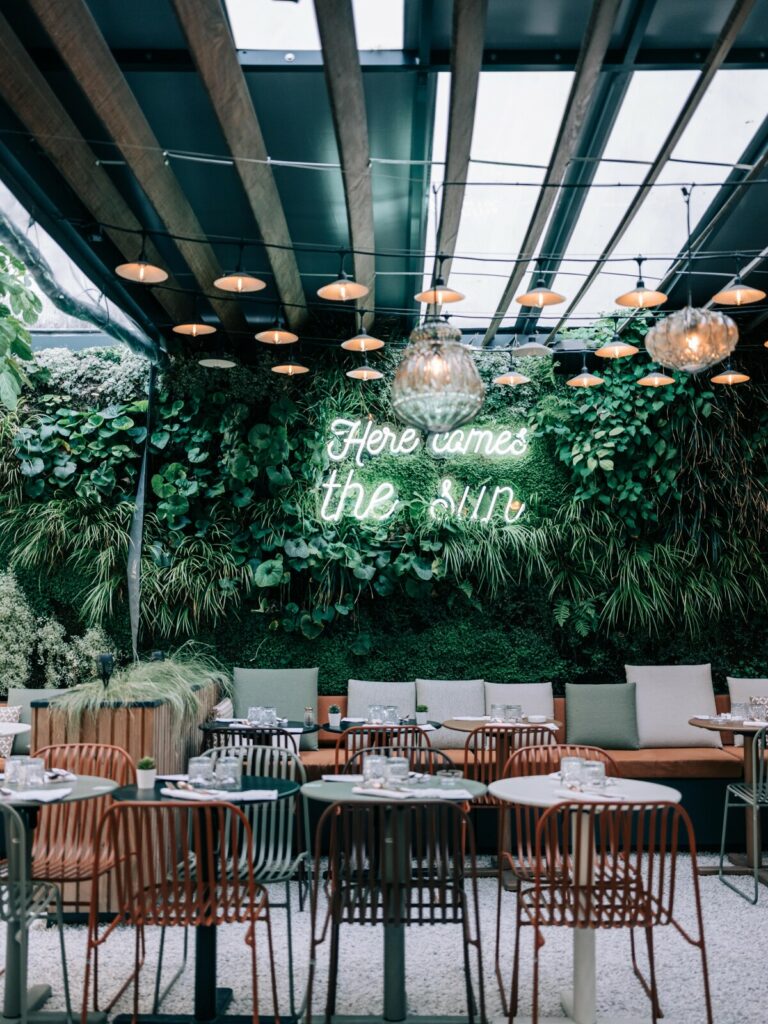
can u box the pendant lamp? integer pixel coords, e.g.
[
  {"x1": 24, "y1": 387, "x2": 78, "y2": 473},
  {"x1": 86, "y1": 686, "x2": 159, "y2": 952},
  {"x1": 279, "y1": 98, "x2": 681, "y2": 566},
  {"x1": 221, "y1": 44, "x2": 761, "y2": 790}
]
[
  {"x1": 341, "y1": 311, "x2": 385, "y2": 352},
  {"x1": 711, "y1": 274, "x2": 765, "y2": 307},
  {"x1": 615, "y1": 257, "x2": 668, "y2": 308},
  {"x1": 272, "y1": 357, "x2": 309, "y2": 376},
  {"x1": 637, "y1": 368, "x2": 674, "y2": 387},
  {"x1": 256, "y1": 312, "x2": 298, "y2": 345},
  {"x1": 199, "y1": 356, "x2": 236, "y2": 369},
  {"x1": 516, "y1": 278, "x2": 565, "y2": 308},
  {"x1": 317, "y1": 251, "x2": 369, "y2": 301},
  {"x1": 711, "y1": 362, "x2": 750, "y2": 385},
  {"x1": 173, "y1": 322, "x2": 216, "y2": 337},
  {"x1": 414, "y1": 253, "x2": 465, "y2": 305},
  {"x1": 214, "y1": 242, "x2": 266, "y2": 293},
  {"x1": 346, "y1": 362, "x2": 383, "y2": 381},
  {"x1": 567, "y1": 358, "x2": 604, "y2": 388},
  {"x1": 115, "y1": 231, "x2": 168, "y2": 284},
  {"x1": 595, "y1": 319, "x2": 638, "y2": 359}
]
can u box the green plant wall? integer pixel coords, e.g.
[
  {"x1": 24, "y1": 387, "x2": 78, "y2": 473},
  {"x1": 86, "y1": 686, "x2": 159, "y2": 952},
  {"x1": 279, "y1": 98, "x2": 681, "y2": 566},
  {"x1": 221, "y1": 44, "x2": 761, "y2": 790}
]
[{"x1": 4, "y1": 321, "x2": 768, "y2": 694}]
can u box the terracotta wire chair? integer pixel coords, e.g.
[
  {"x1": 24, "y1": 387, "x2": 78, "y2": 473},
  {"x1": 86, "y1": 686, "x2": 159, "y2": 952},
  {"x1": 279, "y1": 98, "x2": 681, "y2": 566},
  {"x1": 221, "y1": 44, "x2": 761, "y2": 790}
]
[
  {"x1": 343, "y1": 744, "x2": 455, "y2": 775},
  {"x1": 495, "y1": 743, "x2": 620, "y2": 1011},
  {"x1": 333, "y1": 724, "x2": 430, "y2": 770},
  {"x1": 509, "y1": 800, "x2": 713, "y2": 1024},
  {"x1": 202, "y1": 726, "x2": 297, "y2": 753},
  {"x1": 83, "y1": 801, "x2": 279, "y2": 1024},
  {"x1": 464, "y1": 726, "x2": 557, "y2": 804},
  {"x1": 307, "y1": 800, "x2": 485, "y2": 1024}
]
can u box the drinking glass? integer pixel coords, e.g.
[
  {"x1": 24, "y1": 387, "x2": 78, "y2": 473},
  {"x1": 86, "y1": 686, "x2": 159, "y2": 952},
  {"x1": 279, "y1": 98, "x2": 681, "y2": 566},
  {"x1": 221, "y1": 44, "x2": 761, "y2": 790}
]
[
  {"x1": 504, "y1": 704, "x2": 523, "y2": 723},
  {"x1": 262, "y1": 707, "x2": 278, "y2": 727},
  {"x1": 490, "y1": 703, "x2": 506, "y2": 723},
  {"x1": 582, "y1": 760, "x2": 607, "y2": 791},
  {"x1": 5, "y1": 756, "x2": 29, "y2": 787},
  {"x1": 215, "y1": 756, "x2": 242, "y2": 791},
  {"x1": 384, "y1": 705, "x2": 400, "y2": 725},
  {"x1": 731, "y1": 701, "x2": 749, "y2": 722},
  {"x1": 24, "y1": 758, "x2": 46, "y2": 788},
  {"x1": 560, "y1": 756, "x2": 584, "y2": 787},
  {"x1": 384, "y1": 756, "x2": 409, "y2": 785},
  {"x1": 247, "y1": 706, "x2": 264, "y2": 725},
  {"x1": 437, "y1": 769, "x2": 464, "y2": 788},
  {"x1": 368, "y1": 704, "x2": 384, "y2": 724},
  {"x1": 188, "y1": 756, "x2": 215, "y2": 788},
  {"x1": 362, "y1": 754, "x2": 387, "y2": 786}
]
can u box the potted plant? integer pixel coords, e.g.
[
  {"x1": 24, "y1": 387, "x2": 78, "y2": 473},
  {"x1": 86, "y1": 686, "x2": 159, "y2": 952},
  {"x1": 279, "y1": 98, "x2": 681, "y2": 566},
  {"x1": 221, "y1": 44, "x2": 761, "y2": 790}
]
[
  {"x1": 328, "y1": 704, "x2": 342, "y2": 729},
  {"x1": 415, "y1": 704, "x2": 429, "y2": 726},
  {"x1": 136, "y1": 756, "x2": 157, "y2": 790}
]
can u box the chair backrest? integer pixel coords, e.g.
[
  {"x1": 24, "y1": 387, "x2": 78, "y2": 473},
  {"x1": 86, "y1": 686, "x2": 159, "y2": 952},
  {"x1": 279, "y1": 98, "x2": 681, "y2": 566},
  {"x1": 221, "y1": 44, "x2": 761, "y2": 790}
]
[
  {"x1": 343, "y1": 745, "x2": 454, "y2": 775},
  {"x1": 334, "y1": 725, "x2": 430, "y2": 769},
  {"x1": 315, "y1": 800, "x2": 478, "y2": 926},
  {"x1": 30, "y1": 743, "x2": 136, "y2": 881},
  {"x1": 92, "y1": 801, "x2": 263, "y2": 928},
  {"x1": 202, "y1": 727, "x2": 297, "y2": 753},
  {"x1": 203, "y1": 743, "x2": 307, "y2": 783},
  {"x1": 752, "y1": 727, "x2": 768, "y2": 792},
  {"x1": 502, "y1": 743, "x2": 620, "y2": 779},
  {"x1": 532, "y1": 801, "x2": 701, "y2": 932},
  {"x1": 464, "y1": 726, "x2": 555, "y2": 786}
]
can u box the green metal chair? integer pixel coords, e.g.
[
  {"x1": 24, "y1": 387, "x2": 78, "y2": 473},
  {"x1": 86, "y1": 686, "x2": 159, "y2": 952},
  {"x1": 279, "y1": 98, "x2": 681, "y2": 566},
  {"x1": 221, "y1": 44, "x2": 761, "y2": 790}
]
[
  {"x1": 719, "y1": 725, "x2": 768, "y2": 903},
  {"x1": 0, "y1": 802, "x2": 73, "y2": 1024}
]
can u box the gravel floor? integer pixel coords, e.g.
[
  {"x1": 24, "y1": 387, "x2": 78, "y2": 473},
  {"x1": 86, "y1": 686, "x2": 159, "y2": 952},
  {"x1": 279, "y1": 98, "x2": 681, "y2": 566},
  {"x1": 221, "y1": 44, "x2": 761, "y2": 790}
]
[{"x1": 10, "y1": 853, "x2": 762, "y2": 1022}]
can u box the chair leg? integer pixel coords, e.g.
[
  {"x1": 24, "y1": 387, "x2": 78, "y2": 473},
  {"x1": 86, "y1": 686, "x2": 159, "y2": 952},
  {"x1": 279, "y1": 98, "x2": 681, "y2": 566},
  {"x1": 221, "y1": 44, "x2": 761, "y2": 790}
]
[
  {"x1": 645, "y1": 928, "x2": 662, "y2": 1023},
  {"x1": 719, "y1": 794, "x2": 760, "y2": 904},
  {"x1": 462, "y1": 923, "x2": 475, "y2": 1024},
  {"x1": 510, "y1": 900, "x2": 523, "y2": 1024},
  {"x1": 153, "y1": 926, "x2": 189, "y2": 1013},
  {"x1": 18, "y1": 918, "x2": 28, "y2": 1024},
  {"x1": 53, "y1": 890, "x2": 74, "y2": 1024},
  {"x1": 325, "y1": 918, "x2": 341, "y2": 1024},
  {"x1": 699, "y1": 941, "x2": 714, "y2": 1024},
  {"x1": 752, "y1": 804, "x2": 761, "y2": 904},
  {"x1": 531, "y1": 926, "x2": 541, "y2": 1024},
  {"x1": 285, "y1": 881, "x2": 297, "y2": 1019},
  {"x1": 495, "y1": 860, "x2": 509, "y2": 1016}
]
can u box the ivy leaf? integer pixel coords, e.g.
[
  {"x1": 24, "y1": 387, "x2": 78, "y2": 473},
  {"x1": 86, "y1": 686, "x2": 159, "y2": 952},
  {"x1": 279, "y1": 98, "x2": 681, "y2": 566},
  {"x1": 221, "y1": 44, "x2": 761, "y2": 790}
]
[
  {"x1": 598, "y1": 459, "x2": 614, "y2": 471},
  {"x1": 52, "y1": 461, "x2": 77, "y2": 480},
  {"x1": 266, "y1": 465, "x2": 292, "y2": 488},
  {"x1": 19, "y1": 456, "x2": 44, "y2": 477},
  {"x1": 284, "y1": 538, "x2": 310, "y2": 559},
  {"x1": 253, "y1": 558, "x2": 284, "y2": 588},
  {"x1": 353, "y1": 564, "x2": 376, "y2": 581},
  {"x1": 299, "y1": 614, "x2": 323, "y2": 640},
  {"x1": 412, "y1": 558, "x2": 434, "y2": 581},
  {"x1": 151, "y1": 430, "x2": 170, "y2": 450}
]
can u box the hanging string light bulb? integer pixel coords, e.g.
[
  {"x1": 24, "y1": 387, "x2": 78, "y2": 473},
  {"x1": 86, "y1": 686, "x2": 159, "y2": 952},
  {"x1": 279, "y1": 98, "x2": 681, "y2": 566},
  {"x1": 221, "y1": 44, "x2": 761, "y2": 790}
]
[
  {"x1": 493, "y1": 345, "x2": 530, "y2": 386},
  {"x1": 595, "y1": 317, "x2": 638, "y2": 359},
  {"x1": 199, "y1": 356, "x2": 236, "y2": 369},
  {"x1": 256, "y1": 309, "x2": 299, "y2": 345},
  {"x1": 711, "y1": 361, "x2": 750, "y2": 385},
  {"x1": 317, "y1": 250, "x2": 369, "y2": 301},
  {"x1": 637, "y1": 366, "x2": 675, "y2": 388},
  {"x1": 615, "y1": 256, "x2": 668, "y2": 308},
  {"x1": 115, "y1": 231, "x2": 168, "y2": 284},
  {"x1": 173, "y1": 322, "x2": 216, "y2": 337},
  {"x1": 341, "y1": 310, "x2": 385, "y2": 352},
  {"x1": 214, "y1": 241, "x2": 266, "y2": 293},
  {"x1": 346, "y1": 360, "x2": 383, "y2": 381},
  {"x1": 516, "y1": 261, "x2": 565, "y2": 308},
  {"x1": 646, "y1": 188, "x2": 738, "y2": 374},
  {"x1": 567, "y1": 356, "x2": 604, "y2": 388},
  {"x1": 414, "y1": 253, "x2": 465, "y2": 305},
  {"x1": 711, "y1": 256, "x2": 766, "y2": 306},
  {"x1": 272, "y1": 356, "x2": 310, "y2": 376}
]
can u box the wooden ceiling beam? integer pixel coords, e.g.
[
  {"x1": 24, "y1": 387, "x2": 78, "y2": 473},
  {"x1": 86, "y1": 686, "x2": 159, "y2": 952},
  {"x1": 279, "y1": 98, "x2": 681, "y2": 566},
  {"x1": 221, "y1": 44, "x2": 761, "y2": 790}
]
[
  {"x1": 27, "y1": 0, "x2": 244, "y2": 334},
  {"x1": 0, "y1": 9, "x2": 191, "y2": 328},
  {"x1": 482, "y1": 0, "x2": 622, "y2": 346},
  {"x1": 171, "y1": 0, "x2": 306, "y2": 331},
  {"x1": 314, "y1": 0, "x2": 376, "y2": 324}
]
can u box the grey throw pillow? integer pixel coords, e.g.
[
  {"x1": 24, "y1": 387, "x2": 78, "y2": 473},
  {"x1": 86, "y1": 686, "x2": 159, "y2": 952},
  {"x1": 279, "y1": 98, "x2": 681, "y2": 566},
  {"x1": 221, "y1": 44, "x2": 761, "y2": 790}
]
[{"x1": 566, "y1": 682, "x2": 639, "y2": 750}]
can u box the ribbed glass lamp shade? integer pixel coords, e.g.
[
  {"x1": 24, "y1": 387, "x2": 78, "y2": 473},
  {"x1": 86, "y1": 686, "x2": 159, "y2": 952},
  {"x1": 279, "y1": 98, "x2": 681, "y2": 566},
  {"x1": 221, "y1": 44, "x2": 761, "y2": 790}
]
[
  {"x1": 594, "y1": 337, "x2": 638, "y2": 359},
  {"x1": 317, "y1": 272, "x2": 369, "y2": 302},
  {"x1": 711, "y1": 277, "x2": 765, "y2": 306},
  {"x1": 414, "y1": 277, "x2": 465, "y2": 305},
  {"x1": 516, "y1": 279, "x2": 565, "y2": 307},
  {"x1": 255, "y1": 323, "x2": 299, "y2": 345},
  {"x1": 172, "y1": 322, "x2": 216, "y2": 337},
  {"x1": 115, "y1": 260, "x2": 168, "y2": 284},
  {"x1": 213, "y1": 272, "x2": 266, "y2": 293},
  {"x1": 198, "y1": 356, "x2": 236, "y2": 369},
  {"x1": 346, "y1": 363, "x2": 383, "y2": 381},
  {"x1": 711, "y1": 365, "x2": 750, "y2": 385},
  {"x1": 390, "y1": 319, "x2": 485, "y2": 432},
  {"x1": 271, "y1": 359, "x2": 309, "y2": 376},
  {"x1": 493, "y1": 369, "x2": 530, "y2": 386},
  {"x1": 615, "y1": 282, "x2": 667, "y2": 308},
  {"x1": 341, "y1": 328, "x2": 385, "y2": 352},
  {"x1": 637, "y1": 369, "x2": 674, "y2": 387},
  {"x1": 645, "y1": 307, "x2": 738, "y2": 374}
]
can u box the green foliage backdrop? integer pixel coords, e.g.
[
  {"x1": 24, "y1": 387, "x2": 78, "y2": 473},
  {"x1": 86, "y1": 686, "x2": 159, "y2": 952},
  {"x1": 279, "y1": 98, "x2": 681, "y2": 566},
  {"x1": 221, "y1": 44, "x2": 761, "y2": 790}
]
[{"x1": 3, "y1": 311, "x2": 768, "y2": 693}]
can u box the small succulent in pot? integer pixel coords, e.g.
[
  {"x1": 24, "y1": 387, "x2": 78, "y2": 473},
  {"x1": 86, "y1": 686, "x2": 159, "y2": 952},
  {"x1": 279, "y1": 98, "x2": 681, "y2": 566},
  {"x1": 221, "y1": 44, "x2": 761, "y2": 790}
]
[
  {"x1": 415, "y1": 704, "x2": 429, "y2": 725},
  {"x1": 136, "y1": 756, "x2": 157, "y2": 789},
  {"x1": 328, "y1": 704, "x2": 342, "y2": 729}
]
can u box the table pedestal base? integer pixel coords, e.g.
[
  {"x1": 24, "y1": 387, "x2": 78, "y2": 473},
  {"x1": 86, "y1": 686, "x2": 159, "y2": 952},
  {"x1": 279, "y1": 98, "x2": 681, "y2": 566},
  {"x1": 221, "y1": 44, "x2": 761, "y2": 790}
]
[
  {"x1": 698, "y1": 852, "x2": 768, "y2": 885},
  {"x1": 2, "y1": 983, "x2": 107, "y2": 1024},
  {"x1": 113, "y1": 987, "x2": 251, "y2": 1024}
]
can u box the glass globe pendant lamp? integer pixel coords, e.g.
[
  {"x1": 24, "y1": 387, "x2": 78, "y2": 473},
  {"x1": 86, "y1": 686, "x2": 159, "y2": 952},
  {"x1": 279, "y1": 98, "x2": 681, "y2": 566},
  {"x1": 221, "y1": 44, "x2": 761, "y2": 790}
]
[
  {"x1": 390, "y1": 317, "x2": 484, "y2": 433},
  {"x1": 645, "y1": 307, "x2": 738, "y2": 374}
]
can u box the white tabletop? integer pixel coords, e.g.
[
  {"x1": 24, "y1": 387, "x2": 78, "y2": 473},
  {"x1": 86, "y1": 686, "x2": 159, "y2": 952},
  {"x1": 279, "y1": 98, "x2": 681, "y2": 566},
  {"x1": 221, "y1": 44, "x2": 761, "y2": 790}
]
[
  {"x1": 0, "y1": 722, "x2": 31, "y2": 737},
  {"x1": 488, "y1": 774, "x2": 681, "y2": 808}
]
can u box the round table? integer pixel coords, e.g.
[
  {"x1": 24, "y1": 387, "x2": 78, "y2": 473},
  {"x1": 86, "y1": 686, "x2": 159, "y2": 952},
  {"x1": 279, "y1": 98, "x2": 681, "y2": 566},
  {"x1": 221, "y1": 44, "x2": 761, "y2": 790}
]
[
  {"x1": 320, "y1": 719, "x2": 442, "y2": 734},
  {"x1": 442, "y1": 717, "x2": 561, "y2": 733},
  {"x1": 110, "y1": 775, "x2": 298, "y2": 1024},
  {"x1": 303, "y1": 776, "x2": 486, "y2": 1023},
  {"x1": 2, "y1": 775, "x2": 118, "y2": 1024},
  {"x1": 488, "y1": 774, "x2": 681, "y2": 1024},
  {"x1": 199, "y1": 718, "x2": 320, "y2": 751},
  {"x1": 690, "y1": 716, "x2": 768, "y2": 882},
  {"x1": 0, "y1": 722, "x2": 31, "y2": 737}
]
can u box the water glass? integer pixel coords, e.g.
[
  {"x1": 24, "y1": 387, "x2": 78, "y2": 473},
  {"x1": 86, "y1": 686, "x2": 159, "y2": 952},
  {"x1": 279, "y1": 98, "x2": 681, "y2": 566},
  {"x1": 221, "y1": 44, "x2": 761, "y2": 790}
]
[
  {"x1": 731, "y1": 701, "x2": 749, "y2": 722},
  {"x1": 262, "y1": 707, "x2": 278, "y2": 727},
  {"x1": 247, "y1": 705, "x2": 264, "y2": 725},
  {"x1": 384, "y1": 756, "x2": 409, "y2": 785},
  {"x1": 582, "y1": 760, "x2": 607, "y2": 791},
  {"x1": 24, "y1": 758, "x2": 46, "y2": 788},
  {"x1": 215, "y1": 756, "x2": 242, "y2": 791},
  {"x1": 362, "y1": 754, "x2": 387, "y2": 786},
  {"x1": 504, "y1": 704, "x2": 523, "y2": 723},
  {"x1": 5, "y1": 756, "x2": 29, "y2": 787},
  {"x1": 490, "y1": 703, "x2": 506, "y2": 723},
  {"x1": 188, "y1": 756, "x2": 215, "y2": 788},
  {"x1": 384, "y1": 705, "x2": 400, "y2": 725},
  {"x1": 437, "y1": 769, "x2": 464, "y2": 788},
  {"x1": 368, "y1": 704, "x2": 384, "y2": 724},
  {"x1": 560, "y1": 756, "x2": 584, "y2": 787}
]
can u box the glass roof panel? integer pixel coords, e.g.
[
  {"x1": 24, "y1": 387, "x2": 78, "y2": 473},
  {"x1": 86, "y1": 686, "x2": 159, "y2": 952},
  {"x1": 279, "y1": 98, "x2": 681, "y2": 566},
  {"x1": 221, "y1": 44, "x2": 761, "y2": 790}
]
[
  {"x1": 225, "y1": 0, "x2": 404, "y2": 51},
  {"x1": 422, "y1": 71, "x2": 575, "y2": 330},
  {"x1": 558, "y1": 69, "x2": 768, "y2": 324}
]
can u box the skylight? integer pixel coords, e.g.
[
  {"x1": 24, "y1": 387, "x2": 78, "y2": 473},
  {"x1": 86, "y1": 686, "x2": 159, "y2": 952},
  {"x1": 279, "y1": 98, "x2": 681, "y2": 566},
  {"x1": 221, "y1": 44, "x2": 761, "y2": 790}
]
[{"x1": 225, "y1": 0, "x2": 404, "y2": 51}]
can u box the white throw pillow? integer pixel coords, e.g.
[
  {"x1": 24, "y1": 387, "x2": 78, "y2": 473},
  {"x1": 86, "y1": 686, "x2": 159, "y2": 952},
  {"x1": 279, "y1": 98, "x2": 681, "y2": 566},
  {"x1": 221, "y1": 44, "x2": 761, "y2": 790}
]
[
  {"x1": 415, "y1": 679, "x2": 485, "y2": 749},
  {"x1": 625, "y1": 664, "x2": 721, "y2": 748},
  {"x1": 727, "y1": 677, "x2": 768, "y2": 746},
  {"x1": 347, "y1": 680, "x2": 416, "y2": 720},
  {"x1": 485, "y1": 682, "x2": 554, "y2": 719}
]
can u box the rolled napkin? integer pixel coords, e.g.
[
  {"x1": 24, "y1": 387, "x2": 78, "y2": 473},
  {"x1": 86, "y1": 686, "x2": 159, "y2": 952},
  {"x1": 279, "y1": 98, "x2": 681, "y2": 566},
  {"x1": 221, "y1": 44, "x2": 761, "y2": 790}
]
[
  {"x1": 160, "y1": 787, "x2": 278, "y2": 802},
  {"x1": 452, "y1": 715, "x2": 490, "y2": 721},
  {"x1": 409, "y1": 788, "x2": 476, "y2": 801},
  {"x1": 351, "y1": 787, "x2": 413, "y2": 800},
  {"x1": 322, "y1": 774, "x2": 364, "y2": 783},
  {"x1": 341, "y1": 717, "x2": 366, "y2": 723},
  {"x1": 553, "y1": 788, "x2": 627, "y2": 803},
  {"x1": 7, "y1": 787, "x2": 73, "y2": 803},
  {"x1": 417, "y1": 724, "x2": 436, "y2": 731}
]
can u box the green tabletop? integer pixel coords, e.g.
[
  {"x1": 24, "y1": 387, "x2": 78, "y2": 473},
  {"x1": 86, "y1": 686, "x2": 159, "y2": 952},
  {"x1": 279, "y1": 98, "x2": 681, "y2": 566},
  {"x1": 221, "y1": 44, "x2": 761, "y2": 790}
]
[{"x1": 301, "y1": 776, "x2": 486, "y2": 803}]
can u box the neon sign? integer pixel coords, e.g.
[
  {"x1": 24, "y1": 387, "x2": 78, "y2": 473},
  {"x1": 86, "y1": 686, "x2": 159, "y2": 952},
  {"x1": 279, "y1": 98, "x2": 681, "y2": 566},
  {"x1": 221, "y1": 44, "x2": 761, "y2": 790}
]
[{"x1": 319, "y1": 418, "x2": 529, "y2": 524}]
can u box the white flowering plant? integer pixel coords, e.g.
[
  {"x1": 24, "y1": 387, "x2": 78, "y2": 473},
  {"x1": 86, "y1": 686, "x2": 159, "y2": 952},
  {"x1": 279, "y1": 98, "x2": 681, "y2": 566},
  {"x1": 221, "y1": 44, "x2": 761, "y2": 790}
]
[{"x1": 0, "y1": 569, "x2": 35, "y2": 696}]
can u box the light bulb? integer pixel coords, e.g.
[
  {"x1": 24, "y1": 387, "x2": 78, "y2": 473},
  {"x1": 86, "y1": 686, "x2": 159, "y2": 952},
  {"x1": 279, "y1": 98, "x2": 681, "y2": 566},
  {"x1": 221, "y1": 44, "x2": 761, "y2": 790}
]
[
  {"x1": 138, "y1": 264, "x2": 146, "y2": 283},
  {"x1": 688, "y1": 333, "x2": 700, "y2": 352}
]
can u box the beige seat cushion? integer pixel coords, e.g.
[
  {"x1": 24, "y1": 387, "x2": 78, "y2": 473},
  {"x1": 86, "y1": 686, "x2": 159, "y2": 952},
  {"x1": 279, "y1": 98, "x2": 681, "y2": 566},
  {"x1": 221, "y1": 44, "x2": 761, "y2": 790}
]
[
  {"x1": 625, "y1": 664, "x2": 721, "y2": 749},
  {"x1": 415, "y1": 679, "x2": 485, "y2": 749},
  {"x1": 610, "y1": 747, "x2": 742, "y2": 780}
]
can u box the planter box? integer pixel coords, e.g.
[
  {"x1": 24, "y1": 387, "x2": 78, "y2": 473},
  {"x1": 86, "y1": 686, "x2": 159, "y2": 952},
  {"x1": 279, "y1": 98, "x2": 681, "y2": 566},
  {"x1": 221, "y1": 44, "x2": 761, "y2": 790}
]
[{"x1": 30, "y1": 679, "x2": 219, "y2": 773}]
